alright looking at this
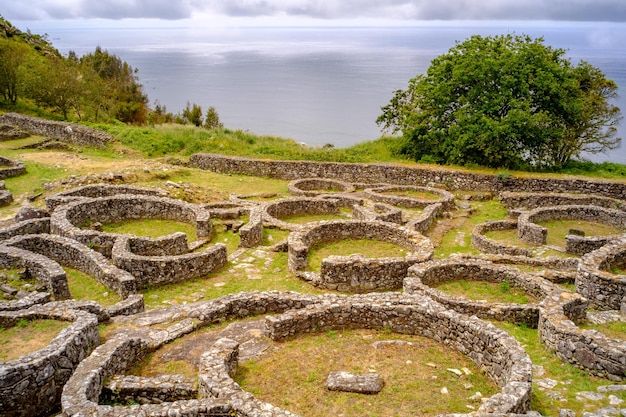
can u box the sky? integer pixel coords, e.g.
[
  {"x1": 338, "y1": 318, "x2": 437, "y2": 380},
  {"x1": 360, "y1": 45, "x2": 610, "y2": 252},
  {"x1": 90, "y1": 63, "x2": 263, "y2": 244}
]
[{"x1": 2, "y1": 0, "x2": 626, "y2": 26}]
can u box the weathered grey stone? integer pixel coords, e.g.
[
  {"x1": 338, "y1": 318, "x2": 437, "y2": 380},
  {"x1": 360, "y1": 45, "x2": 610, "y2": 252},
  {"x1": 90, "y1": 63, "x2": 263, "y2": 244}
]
[{"x1": 326, "y1": 371, "x2": 384, "y2": 394}]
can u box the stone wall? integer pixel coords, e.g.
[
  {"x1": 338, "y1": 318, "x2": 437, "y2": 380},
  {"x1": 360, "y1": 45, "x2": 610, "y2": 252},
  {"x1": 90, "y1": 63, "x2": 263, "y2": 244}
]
[
  {"x1": 472, "y1": 220, "x2": 533, "y2": 257},
  {"x1": 50, "y1": 195, "x2": 212, "y2": 257},
  {"x1": 111, "y1": 235, "x2": 227, "y2": 289},
  {"x1": 352, "y1": 202, "x2": 403, "y2": 224},
  {"x1": 262, "y1": 197, "x2": 346, "y2": 231},
  {"x1": 102, "y1": 374, "x2": 198, "y2": 405},
  {"x1": 288, "y1": 220, "x2": 433, "y2": 292},
  {"x1": 239, "y1": 206, "x2": 264, "y2": 248},
  {"x1": 288, "y1": 177, "x2": 355, "y2": 196},
  {"x1": 0, "y1": 155, "x2": 26, "y2": 180},
  {"x1": 364, "y1": 185, "x2": 455, "y2": 210},
  {"x1": 517, "y1": 205, "x2": 626, "y2": 250},
  {"x1": 0, "y1": 113, "x2": 116, "y2": 148},
  {"x1": 576, "y1": 236, "x2": 626, "y2": 310},
  {"x1": 0, "y1": 305, "x2": 100, "y2": 417},
  {"x1": 264, "y1": 292, "x2": 533, "y2": 415},
  {"x1": 3, "y1": 234, "x2": 137, "y2": 299},
  {"x1": 189, "y1": 153, "x2": 626, "y2": 199},
  {"x1": 538, "y1": 292, "x2": 626, "y2": 380},
  {"x1": 0, "y1": 218, "x2": 50, "y2": 241},
  {"x1": 404, "y1": 258, "x2": 559, "y2": 327},
  {"x1": 499, "y1": 191, "x2": 626, "y2": 211},
  {"x1": 0, "y1": 244, "x2": 70, "y2": 301},
  {"x1": 46, "y1": 184, "x2": 166, "y2": 212},
  {"x1": 0, "y1": 182, "x2": 12, "y2": 207}
]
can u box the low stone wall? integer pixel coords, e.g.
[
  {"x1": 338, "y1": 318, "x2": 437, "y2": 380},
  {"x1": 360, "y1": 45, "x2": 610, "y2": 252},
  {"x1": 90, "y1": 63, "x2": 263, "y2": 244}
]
[
  {"x1": 0, "y1": 305, "x2": 100, "y2": 417},
  {"x1": 111, "y1": 235, "x2": 227, "y2": 289},
  {"x1": 199, "y1": 338, "x2": 297, "y2": 417},
  {"x1": 499, "y1": 191, "x2": 626, "y2": 211},
  {"x1": 288, "y1": 220, "x2": 433, "y2": 292},
  {"x1": 352, "y1": 202, "x2": 403, "y2": 224},
  {"x1": 404, "y1": 258, "x2": 560, "y2": 327},
  {"x1": 46, "y1": 183, "x2": 166, "y2": 212},
  {"x1": 0, "y1": 113, "x2": 116, "y2": 148},
  {"x1": 0, "y1": 218, "x2": 51, "y2": 241},
  {"x1": 102, "y1": 374, "x2": 198, "y2": 405},
  {"x1": 406, "y1": 202, "x2": 444, "y2": 233},
  {"x1": 0, "y1": 244, "x2": 70, "y2": 300},
  {"x1": 264, "y1": 292, "x2": 533, "y2": 415},
  {"x1": 4, "y1": 234, "x2": 137, "y2": 299},
  {"x1": 262, "y1": 196, "x2": 346, "y2": 231},
  {"x1": 0, "y1": 155, "x2": 26, "y2": 180},
  {"x1": 363, "y1": 185, "x2": 455, "y2": 210},
  {"x1": 188, "y1": 153, "x2": 626, "y2": 200},
  {"x1": 126, "y1": 232, "x2": 190, "y2": 256},
  {"x1": 472, "y1": 220, "x2": 533, "y2": 257},
  {"x1": 517, "y1": 205, "x2": 626, "y2": 250},
  {"x1": 60, "y1": 291, "x2": 322, "y2": 416},
  {"x1": 538, "y1": 292, "x2": 626, "y2": 380},
  {"x1": 0, "y1": 189, "x2": 12, "y2": 207},
  {"x1": 50, "y1": 195, "x2": 212, "y2": 257},
  {"x1": 61, "y1": 291, "x2": 533, "y2": 416},
  {"x1": 239, "y1": 206, "x2": 264, "y2": 248},
  {"x1": 576, "y1": 236, "x2": 626, "y2": 310},
  {"x1": 288, "y1": 178, "x2": 355, "y2": 196}
]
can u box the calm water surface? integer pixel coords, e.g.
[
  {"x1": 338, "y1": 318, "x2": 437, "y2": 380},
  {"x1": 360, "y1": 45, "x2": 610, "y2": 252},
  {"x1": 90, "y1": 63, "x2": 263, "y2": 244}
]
[{"x1": 26, "y1": 22, "x2": 626, "y2": 163}]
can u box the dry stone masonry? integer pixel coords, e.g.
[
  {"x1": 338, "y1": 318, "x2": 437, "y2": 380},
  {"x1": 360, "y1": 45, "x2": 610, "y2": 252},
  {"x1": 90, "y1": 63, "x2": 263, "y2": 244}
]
[{"x1": 0, "y1": 147, "x2": 625, "y2": 417}]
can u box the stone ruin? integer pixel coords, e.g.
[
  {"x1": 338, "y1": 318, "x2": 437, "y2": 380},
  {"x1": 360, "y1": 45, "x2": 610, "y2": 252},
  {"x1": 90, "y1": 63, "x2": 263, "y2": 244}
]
[{"x1": 0, "y1": 152, "x2": 624, "y2": 417}]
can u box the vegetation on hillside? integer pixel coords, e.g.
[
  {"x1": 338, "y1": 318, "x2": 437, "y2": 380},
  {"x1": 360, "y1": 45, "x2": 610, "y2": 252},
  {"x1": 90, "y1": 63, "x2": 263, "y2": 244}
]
[
  {"x1": 378, "y1": 34, "x2": 622, "y2": 171},
  {"x1": 1, "y1": 17, "x2": 625, "y2": 178}
]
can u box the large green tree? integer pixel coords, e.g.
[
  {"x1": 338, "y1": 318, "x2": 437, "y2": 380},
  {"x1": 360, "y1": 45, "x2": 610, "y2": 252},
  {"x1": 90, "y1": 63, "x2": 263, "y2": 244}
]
[{"x1": 377, "y1": 34, "x2": 622, "y2": 170}]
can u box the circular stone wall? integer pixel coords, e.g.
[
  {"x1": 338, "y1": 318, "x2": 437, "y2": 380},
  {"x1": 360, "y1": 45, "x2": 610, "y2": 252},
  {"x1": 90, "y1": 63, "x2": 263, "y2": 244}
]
[
  {"x1": 364, "y1": 185, "x2": 455, "y2": 210},
  {"x1": 288, "y1": 220, "x2": 433, "y2": 292},
  {"x1": 0, "y1": 305, "x2": 99, "y2": 417},
  {"x1": 288, "y1": 178, "x2": 355, "y2": 196}
]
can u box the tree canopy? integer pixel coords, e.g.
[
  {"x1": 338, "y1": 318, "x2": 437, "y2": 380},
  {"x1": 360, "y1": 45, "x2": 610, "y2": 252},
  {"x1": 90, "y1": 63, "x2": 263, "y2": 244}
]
[{"x1": 377, "y1": 34, "x2": 622, "y2": 170}]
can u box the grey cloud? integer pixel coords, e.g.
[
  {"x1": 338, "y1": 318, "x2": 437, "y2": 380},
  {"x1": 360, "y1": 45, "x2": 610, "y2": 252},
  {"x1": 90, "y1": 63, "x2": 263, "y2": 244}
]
[{"x1": 2, "y1": 0, "x2": 625, "y2": 22}]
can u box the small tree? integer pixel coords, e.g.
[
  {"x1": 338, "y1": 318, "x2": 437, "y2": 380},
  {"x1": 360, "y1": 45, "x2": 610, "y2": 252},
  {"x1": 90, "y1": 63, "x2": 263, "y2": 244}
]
[
  {"x1": 204, "y1": 106, "x2": 223, "y2": 130},
  {"x1": 182, "y1": 101, "x2": 203, "y2": 126},
  {"x1": 0, "y1": 39, "x2": 29, "y2": 104},
  {"x1": 377, "y1": 34, "x2": 622, "y2": 170}
]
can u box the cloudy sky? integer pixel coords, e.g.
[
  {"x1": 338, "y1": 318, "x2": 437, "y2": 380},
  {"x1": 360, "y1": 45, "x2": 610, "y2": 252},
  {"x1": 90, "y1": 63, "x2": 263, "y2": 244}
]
[{"x1": 1, "y1": 0, "x2": 626, "y2": 25}]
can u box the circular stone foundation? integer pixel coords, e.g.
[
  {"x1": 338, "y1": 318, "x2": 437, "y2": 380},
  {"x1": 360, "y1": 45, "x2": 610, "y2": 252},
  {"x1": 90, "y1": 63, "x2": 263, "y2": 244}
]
[
  {"x1": 288, "y1": 178, "x2": 355, "y2": 196},
  {"x1": 364, "y1": 185, "x2": 455, "y2": 210}
]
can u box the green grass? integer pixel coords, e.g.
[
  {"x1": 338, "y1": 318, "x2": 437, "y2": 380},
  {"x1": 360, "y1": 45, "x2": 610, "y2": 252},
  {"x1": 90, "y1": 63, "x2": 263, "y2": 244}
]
[
  {"x1": 494, "y1": 321, "x2": 626, "y2": 416},
  {"x1": 141, "y1": 252, "x2": 325, "y2": 309},
  {"x1": 433, "y1": 199, "x2": 509, "y2": 259},
  {"x1": 580, "y1": 320, "x2": 626, "y2": 341},
  {"x1": 280, "y1": 208, "x2": 352, "y2": 225},
  {"x1": 610, "y1": 265, "x2": 626, "y2": 275},
  {"x1": 235, "y1": 328, "x2": 498, "y2": 417},
  {"x1": 262, "y1": 228, "x2": 291, "y2": 246},
  {"x1": 538, "y1": 219, "x2": 624, "y2": 247},
  {"x1": 64, "y1": 267, "x2": 122, "y2": 306},
  {"x1": 381, "y1": 189, "x2": 441, "y2": 200},
  {"x1": 100, "y1": 219, "x2": 198, "y2": 241},
  {"x1": 435, "y1": 280, "x2": 537, "y2": 304},
  {"x1": 307, "y1": 238, "x2": 409, "y2": 273},
  {"x1": 0, "y1": 319, "x2": 70, "y2": 361}
]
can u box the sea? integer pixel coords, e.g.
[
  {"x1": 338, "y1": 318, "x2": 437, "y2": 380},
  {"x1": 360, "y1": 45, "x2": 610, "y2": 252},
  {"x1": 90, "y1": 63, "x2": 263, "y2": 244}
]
[{"x1": 17, "y1": 21, "x2": 626, "y2": 164}]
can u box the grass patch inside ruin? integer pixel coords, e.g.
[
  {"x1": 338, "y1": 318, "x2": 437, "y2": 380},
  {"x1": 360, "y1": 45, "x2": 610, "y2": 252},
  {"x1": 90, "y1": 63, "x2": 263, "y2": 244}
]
[
  {"x1": 280, "y1": 207, "x2": 353, "y2": 225},
  {"x1": 65, "y1": 267, "x2": 122, "y2": 306},
  {"x1": 307, "y1": 238, "x2": 409, "y2": 273},
  {"x1": 100, "y1": 218, "x2": 198, "y2": 241},
  {"x1": 434, "y1": 279, "x2": 538, "y2": 304},
  {"x1": 494, "y1": 321, "x2": 626, "y2": 416},
  {"x1": 234, "y1": 328, "x2": 498, "y2": 417},
  {"x1": 141, "y1": 252, "x2": 325, "y2": 309},
  {"x1": 580, "y1": 320, "x2": 626, "y2": 340},
  {"x1": 538, "y1": 219, "x2": 624, "y2": 247},
  {"x1": 0, "y1": 319, "x2": 70, "y2": 362},
  {"x1": 381, "y1": 189, "x2": 441, "y2": 200},
  {"x1": 482, "y1": 228, "x2": 577, "y2": 258},
  {"x1": 262, "y1": 227, "x2": 291, "y2": 246}
]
